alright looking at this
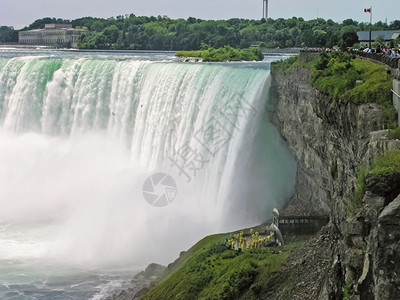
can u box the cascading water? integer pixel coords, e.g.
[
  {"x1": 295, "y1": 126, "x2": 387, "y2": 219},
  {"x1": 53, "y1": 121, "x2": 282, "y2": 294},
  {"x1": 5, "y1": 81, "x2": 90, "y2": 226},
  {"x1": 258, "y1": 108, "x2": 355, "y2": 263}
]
[{"x1": 0, "y1": 50, "x2": 296, "y2": 299}]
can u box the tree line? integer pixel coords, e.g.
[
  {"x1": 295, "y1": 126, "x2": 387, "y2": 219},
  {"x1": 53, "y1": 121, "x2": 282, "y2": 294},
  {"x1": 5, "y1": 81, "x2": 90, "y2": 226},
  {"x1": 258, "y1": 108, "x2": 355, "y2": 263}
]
[{"x1": 1, "y1": 15, "x2": 400, "y2": 50}]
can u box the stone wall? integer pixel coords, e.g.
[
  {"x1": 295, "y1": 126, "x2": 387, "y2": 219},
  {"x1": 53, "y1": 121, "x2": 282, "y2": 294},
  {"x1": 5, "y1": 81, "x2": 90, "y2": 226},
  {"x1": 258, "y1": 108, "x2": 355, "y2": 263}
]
[
  {"x1": 355, "y1": 51, "x2": 400, "y2": 72},
  {"x1": 279, "y1": 215, "x2": 329, "y2": 235},
  {"x1": 393, "y1": 79, "x2": 400, "y2": 125}
]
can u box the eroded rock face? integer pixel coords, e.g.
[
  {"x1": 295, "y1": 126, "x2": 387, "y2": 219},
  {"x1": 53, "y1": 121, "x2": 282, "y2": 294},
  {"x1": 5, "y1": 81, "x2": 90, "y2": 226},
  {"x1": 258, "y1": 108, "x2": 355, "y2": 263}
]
[
  {"x1": 366, "y1": 173, "x2": 400, "y2": 203},
  {"x1": 271, "y1": 65, "x2": 400, "y2": 299},
  {"x1": 270, "y1": 67, "x2": 393, "y2": 217},
  {"x1": 373, "y1": 195, "x2": 400, "y2": 300}
]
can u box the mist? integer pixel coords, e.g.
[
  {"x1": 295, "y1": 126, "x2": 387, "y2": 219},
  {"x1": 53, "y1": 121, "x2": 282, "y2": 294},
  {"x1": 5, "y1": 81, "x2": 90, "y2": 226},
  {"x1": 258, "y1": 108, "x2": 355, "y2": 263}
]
[{"x1": 0, "y1": 54, "x2": 296, "y2": 271}]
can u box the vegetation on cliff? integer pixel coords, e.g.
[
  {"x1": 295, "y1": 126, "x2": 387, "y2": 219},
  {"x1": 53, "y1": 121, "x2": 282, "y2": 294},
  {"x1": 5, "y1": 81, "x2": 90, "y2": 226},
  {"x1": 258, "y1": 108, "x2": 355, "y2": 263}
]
[
  {"x1": 348, "y1": 150, "x2": 400, "y2": 214},
  {"x1": 387, "y1": 127, "x2": 400, "y2": 140},
  {"x1": 273, "y1": 53, "x2": 399, "y2": 216},
  {"x1": 273, "y1": 52, "x2": 392, "y2": 103},
  {"x1": 140, "y1": 234, "x2": 305, "y2": 300},
  {"x1": 369, "y1": 150, "x2": 400, "y2": 179},
  {"x1": 273, "y1": 52, "x2": 397, "y2": 127},
  {"x1": 176, "y1": 46, "x2": 264, "y2": 62},
  {"x1": 348, "y1": 167, "x2": 367, "y2": 215},
  {"x1": 312, "y1": 52, "x2": 392, "y2": 106},
  {"x1": 270, "y1": 55, "x2": 301, "y2": 73}
]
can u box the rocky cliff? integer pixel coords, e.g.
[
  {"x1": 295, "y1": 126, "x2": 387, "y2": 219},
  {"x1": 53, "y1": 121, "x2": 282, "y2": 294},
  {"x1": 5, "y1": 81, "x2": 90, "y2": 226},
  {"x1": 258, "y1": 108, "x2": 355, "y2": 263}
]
[{"x1": 271, "y1": 64, "x2": 400, "y2": 299}]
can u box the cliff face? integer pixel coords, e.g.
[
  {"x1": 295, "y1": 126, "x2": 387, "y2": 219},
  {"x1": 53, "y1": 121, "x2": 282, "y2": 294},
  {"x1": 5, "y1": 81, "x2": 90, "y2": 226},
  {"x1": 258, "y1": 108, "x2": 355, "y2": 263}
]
[{"x1": 271, "y1": 65, "x2": 400, "y2": 299}]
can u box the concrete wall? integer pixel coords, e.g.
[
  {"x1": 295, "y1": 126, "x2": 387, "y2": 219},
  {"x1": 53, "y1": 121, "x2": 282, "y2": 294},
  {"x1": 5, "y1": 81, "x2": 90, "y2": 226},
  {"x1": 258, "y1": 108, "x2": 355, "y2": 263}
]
[
  {"x1": 45, "y1": 24, "x2": 72, "y2": 29},
  {"x1": 394, "y1": 79, "x2": 400, "y2": 126},
  {"x1": 278, "y1": 216, "x2": 329, "y2": 235}
]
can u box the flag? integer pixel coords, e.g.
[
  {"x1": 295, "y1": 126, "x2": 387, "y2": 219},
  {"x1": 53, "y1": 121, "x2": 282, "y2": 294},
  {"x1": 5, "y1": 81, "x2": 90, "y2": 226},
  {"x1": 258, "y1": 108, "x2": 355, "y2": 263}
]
[{"x1": 364, "y1": 8, "x2": 371, "y2": 13}]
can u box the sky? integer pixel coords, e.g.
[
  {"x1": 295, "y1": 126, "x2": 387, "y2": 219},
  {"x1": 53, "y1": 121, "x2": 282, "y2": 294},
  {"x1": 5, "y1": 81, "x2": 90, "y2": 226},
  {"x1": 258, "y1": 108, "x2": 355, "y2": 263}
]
[{"x1": 2, "y1": 0, "x2": 400, "y2": 29}]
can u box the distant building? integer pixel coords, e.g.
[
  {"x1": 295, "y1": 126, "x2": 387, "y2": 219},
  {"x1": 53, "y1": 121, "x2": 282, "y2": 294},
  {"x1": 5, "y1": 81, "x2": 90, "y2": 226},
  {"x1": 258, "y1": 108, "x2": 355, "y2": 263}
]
[
  {"x1": 19, "y1": 24, "x2": 88, "y2": 48},
  {"x1": 357, "y1": 30, "x2": 400, "y2": 47}
]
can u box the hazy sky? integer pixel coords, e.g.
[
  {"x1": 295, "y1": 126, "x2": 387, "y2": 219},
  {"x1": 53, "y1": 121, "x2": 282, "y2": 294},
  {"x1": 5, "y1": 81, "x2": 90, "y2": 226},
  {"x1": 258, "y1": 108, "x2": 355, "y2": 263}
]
[{"x1": 2, "y1": 0, "x2": 400, "y2": 29}]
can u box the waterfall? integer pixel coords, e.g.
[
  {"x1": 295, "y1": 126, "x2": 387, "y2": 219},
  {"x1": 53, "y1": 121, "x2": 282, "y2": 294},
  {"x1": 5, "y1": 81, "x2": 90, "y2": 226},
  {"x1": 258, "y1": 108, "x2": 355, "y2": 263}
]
[{"x1": 0, "y1": 54, "x2": 296, "y2": 267}]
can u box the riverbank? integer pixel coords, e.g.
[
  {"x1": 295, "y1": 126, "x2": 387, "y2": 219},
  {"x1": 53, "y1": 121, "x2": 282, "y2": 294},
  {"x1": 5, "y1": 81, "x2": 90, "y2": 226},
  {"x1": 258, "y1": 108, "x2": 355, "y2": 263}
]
[{"x1": 0, "y1": 44, "x2": 41, "y2": 49}]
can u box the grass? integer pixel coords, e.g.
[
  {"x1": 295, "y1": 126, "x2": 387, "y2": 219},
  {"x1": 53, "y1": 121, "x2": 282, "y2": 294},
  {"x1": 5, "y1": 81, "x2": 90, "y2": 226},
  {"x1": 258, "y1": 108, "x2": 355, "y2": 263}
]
[
  {"x1": 348, "y1": 150, "x2": 400, "y2": 215},
  {"x1": 343, "y1": 59, "x2": 392, "y2": 105},
  {"x1": 273, "y1": 51, "x2": 397, "y2": 128},
  {"x1": 342, "y1": 281, "x2": 353, "y2": 300},
  {"x1": 273, "y1": 52, "x2": 392, "y2": 104},
  {"x1": 140, "y1": 234, "x2": 305, "y2": 300},
  {"x1": 368, "y1": 150, "x2": 400, "y2": 179}
]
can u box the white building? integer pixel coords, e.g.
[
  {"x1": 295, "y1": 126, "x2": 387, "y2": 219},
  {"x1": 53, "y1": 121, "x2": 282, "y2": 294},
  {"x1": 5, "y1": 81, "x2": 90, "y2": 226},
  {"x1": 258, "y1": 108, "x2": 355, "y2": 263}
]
[{"x1": 19, "y1": 24, "x2": 88, "y2": 48}]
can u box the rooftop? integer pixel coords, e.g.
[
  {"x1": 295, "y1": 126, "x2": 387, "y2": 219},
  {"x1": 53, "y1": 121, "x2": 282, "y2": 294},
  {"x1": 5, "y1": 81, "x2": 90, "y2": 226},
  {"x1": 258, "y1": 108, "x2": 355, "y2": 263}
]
[
  {"x1": 45, "y1": 24, "x2": 72, "y2": 29},
  {"x1": 357, "y1": 30, "x2": 400, "y2": 41}
]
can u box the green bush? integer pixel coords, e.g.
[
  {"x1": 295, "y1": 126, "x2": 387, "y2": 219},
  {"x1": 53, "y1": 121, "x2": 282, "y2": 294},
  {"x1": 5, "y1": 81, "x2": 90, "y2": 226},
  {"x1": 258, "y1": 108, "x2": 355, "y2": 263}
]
[
  {"x1": 387, "y1": 127, "x2": 400, "y2": 140},
  {"x1": 175, "y1": 50, "x2": 203, "y2": 58},
  {"x1": 311, "y1": 52, "x2": 360, "y2": 100},
  {"x1": 221, "y1": 267, "x2": 258, "y2": 299},
  {"x1": 176, "y1": 46, "x2": 264, "y2": 62},
  {"x1": 343, "y1": 59, "x2": 392, "y2": 105},
  {"x1": 310, "y1": 52, "x2": 392, "y2": 107}
]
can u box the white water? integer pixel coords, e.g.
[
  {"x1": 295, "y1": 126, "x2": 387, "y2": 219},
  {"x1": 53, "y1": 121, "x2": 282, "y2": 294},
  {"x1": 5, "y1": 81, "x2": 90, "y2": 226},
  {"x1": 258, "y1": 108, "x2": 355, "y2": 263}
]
[{"x1": 0, "y1": 50, "x2": 296, "y2": 298}]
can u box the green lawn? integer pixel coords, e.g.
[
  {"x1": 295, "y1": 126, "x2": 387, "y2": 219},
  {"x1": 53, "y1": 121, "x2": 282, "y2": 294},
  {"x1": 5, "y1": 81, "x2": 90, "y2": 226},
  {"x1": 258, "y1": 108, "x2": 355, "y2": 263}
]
[{"x1": 141, "y1": 234, "x2": 305, "y2": 300}]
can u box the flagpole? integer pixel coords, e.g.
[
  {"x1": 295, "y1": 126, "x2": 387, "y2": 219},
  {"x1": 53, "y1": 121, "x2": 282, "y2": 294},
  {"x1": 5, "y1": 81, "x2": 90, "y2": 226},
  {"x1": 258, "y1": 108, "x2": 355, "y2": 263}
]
[{"x1": 369, "y1": 6, "x2": 372, "y2": 48}]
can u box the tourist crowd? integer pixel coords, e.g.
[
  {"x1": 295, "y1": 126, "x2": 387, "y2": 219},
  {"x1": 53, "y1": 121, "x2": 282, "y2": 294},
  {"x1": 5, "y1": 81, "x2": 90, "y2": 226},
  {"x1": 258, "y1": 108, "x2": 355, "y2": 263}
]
[{"x1": 362, "y1": 47, "x2": 400, "y2": 57}]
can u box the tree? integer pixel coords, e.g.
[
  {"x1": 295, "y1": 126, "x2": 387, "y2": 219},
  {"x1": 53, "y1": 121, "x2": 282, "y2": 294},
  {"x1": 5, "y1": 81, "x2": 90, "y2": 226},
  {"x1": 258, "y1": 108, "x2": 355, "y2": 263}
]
[
  {"x1": 342, "y1": 19, "x2": 359, "y2": 27},
  {"x1": 24, "y1": 17, "x2": 71, "y2": 30},
  {"x1": 0, "y1": 26, "x2": 18, "y2": 43},
  {"x1": 90, "y1": 20, "x2": 105, "y2": 32},
  {"x1": 389, "y1": 20, "x2": 400, "y2": 30},
  {"x1": 394, "y1": 35, "x2": 400, "y2": 48},
  {"x1": 20, "y1": 14, "x2": 399, "y2": 51},
  {"x1": 314, "y1": 29, "x2": 327, "y2": 47},
  {"x1": 373, "y1": 35, "x2": 385, "y2": 49},
  {"x1": 103, "y1": 25, "x2": 120, "y2": 44},
  {"x1": 342, "y1": 31, "x2": 359, "y2": 47}
]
